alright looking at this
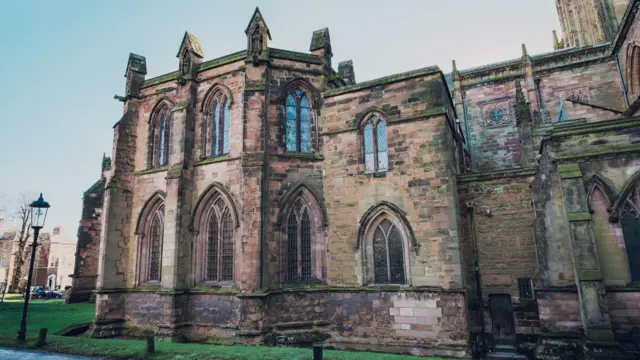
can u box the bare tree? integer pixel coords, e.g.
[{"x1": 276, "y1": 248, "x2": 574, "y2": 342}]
[{"x1": 8, "y1": 195, "x2": 33, "y2": 293}]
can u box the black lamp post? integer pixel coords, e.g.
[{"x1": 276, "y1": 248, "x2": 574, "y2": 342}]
[{"x1": 17, "y1": 193, "x2": 50, "y2": 341}]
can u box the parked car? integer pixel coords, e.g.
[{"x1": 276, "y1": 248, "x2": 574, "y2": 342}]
[{"x1": 32, "y1": 288, "x2": 63, "y2": 299}]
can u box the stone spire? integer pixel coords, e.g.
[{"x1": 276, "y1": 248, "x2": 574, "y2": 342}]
[{"x1": 552, "y1": 30, "x2": 565, "y2": 50}]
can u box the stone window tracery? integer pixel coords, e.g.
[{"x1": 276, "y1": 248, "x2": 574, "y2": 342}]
[
  {"x1": 619, "y1": 183, "x2": 640, "y2": 283},
  {"x1": 362, "y1": 114, "x2": 388, "y2": 172},
  {"x1": 191, "y1": 185, "x2": 237, "y2": 285},
  {"x1": 135, "y1": 193, "x2": 165, "y2": 285},
  {"x1": 280, "y1": 185, "x2": 326, "y2": 283},
  {"x1": 362, "y1": 208, "x2": 412, "y2": 285},
  {"x1": 148, "y1": 104, "x2": 172, "y2": 168},
  {"x1": 285, "y1": 88, "x2": 312, "y2": 153},
  {"x1": 208, "y1": 95, "x2": 231, "y2": 157}
]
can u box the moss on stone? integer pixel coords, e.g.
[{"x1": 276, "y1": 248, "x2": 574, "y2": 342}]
[
  {"x1": 567, "y1": 212, "x2": 592, "y2": 222},
  {"x1": 325, "y1": 67, "x2": 441, "y2": 97},
  {"x1": 135, "y1": 166, "x2": 169, "y2": 176}
]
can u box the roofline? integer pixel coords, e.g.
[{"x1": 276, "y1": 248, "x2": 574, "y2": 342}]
[{"x1": 610, "y1": 0, "x2": 640, "y2": 54}]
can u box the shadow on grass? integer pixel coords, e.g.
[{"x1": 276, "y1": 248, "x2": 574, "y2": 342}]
[{"x1": 0, "y1": 298, "x2": 455, "y2": 360}]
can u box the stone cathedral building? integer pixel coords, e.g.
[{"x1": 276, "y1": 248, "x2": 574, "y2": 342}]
[{"x1": 89, "y1": 1, "x2": 640, "y2": 358}]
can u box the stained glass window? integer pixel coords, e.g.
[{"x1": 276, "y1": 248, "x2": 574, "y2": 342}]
[
  {"x1": 372, "y1": 219, "x2": 405, "y2": 284},
  {"x1": 157, "y1": 108, "x2": 170, "y2": 166},
  {"x1": 286, "y1": 211, "x2": 298, "y2": 281},
  {"x1": 285, "y1": 89, "x2": 312, "y2": 153},
  {"x1": 204, "y1": 197, "x2": 234, "y2": 282},
  {"x1": 148, "y1": 206, "x2": 164, "y2": 282},
  {"x1": 223, "y1": 98, "x2": 231, "y2": 155},
  {"x1": 286, "y1": 200, "x2": 316, "y2": 282},
  {"x1": 362, "y1": 115, "x2": 388, "y2": 173},
  {"x1": 376, "y1": 121, "x2": 388, "y2": 171},
  {"x1": 364, "y1": 123, "x2": 375, "y2": 172},
  {"x1": 212, "y1": 101, "x2": 220, "y2": 156},
  {"x1": 285, "y1": 94, "x2": 297, "y2": 152}
]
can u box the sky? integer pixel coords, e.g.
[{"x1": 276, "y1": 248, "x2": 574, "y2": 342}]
[{"x1": 0, "y1": 0, "x2": 561, "y2": 236}]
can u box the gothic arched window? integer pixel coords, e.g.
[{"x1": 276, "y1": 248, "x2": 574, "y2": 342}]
[
  {"x1": 148, "y1": 206, "x2": 164, "y2": 282},
  {"x1": 209, "y1": 95, "x2": 231, "y2": 157},
  {"x1": 148, "y1": 104, "x2": 172, "y2": 168},
  {"x1": 361, "y1": 206, "x2": 412, "y2": 285},
  {"x1": 362, "y1": 114, "x2": 388, "y2": 172},
  {"x1": 135, "y1": 193, "x2": 165, "y2": 285},
  {"x1": 620, "y1": 183, "x2": 640, "y2": 283},
  {"x1": 280, "y1": 185, "x2": 326, "y2": 283},
  {"x1": 191, "y1": 185, "x2": 237, "y2": 284},
  {"x1": 286, "y1": 200, "x2": 313, "y2": 281},
  {"x1": 204, "y1": 198, "x2": 234, "y2": 282},
  {"x1": 285, "y1": 89, "x2": 311, "y2": 153}
]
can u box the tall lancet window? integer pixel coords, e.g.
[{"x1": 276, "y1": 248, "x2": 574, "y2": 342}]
[
  {"x1": 209, "y1": 94, "x2": 231, "y2": 157},
  {"x1": 362, "y1": 114, "x2": 388, "y2": 172},
  {"x1": 285, "y1": 89, "x2": 311, "y2": 153}
]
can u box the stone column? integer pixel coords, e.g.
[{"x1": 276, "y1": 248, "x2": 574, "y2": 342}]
[
  {"x1": 156, "y1": 81, "x2": 197, "y2": 341},
  {"x1": 557, "y1": 163, "x2": 615, "y2": 342}
]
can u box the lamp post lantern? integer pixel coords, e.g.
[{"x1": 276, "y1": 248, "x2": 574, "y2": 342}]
[{"x1": 17, "y1": 193, "x2": 50, "y2": 341}]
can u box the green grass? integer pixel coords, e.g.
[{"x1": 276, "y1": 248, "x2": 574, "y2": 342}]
[{"x1": 0, "y1": 295, "x2": 452, "y2": 359}]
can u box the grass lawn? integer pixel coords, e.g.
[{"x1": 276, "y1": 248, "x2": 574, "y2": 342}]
[{"x1": 0, "y1": 294, "x2": 453, "y2": 360}]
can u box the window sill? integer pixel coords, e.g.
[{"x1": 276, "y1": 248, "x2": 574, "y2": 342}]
[
  {"x1": 275, "y1": 152, "x2": 324, "y2": 161},
  {"x1": 135, "y1": 166, "x2": 169, "y2": 175},
  {"x1": 195, "y1": 155, "x2": 239, "y2": 166},
  {"x1": 363, "y1": 170, "x2": 388, "y2": 178},
  {"x1": 282, "y1": 278, "x2": 325, "y2": 290}
]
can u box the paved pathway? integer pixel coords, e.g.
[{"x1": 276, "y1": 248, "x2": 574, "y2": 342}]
[{"x1": 0, "y1": 347, "x2": 96, "y2": 360}]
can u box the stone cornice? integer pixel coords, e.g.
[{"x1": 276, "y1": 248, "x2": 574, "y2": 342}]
[
  {"x1": 457, "y1": 167, "x2": 538, "y2": 183},
  {"x1": 538, "y1": 116, "x2": 640, "y2": 141},
  {"x1": 458, "y1": 43, "x2": 612, "y2": 88},
  {"x1": 324, "y1": 66, "x2": 441, "y2": 97}
]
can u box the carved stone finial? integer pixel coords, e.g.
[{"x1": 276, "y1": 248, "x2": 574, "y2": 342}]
[
  {"x1": 124, "y1": 53, "x2": 147, "y2": 97},
  {"x1": 521, "y1": 43, "x2": 528, "y2": 57},
  {"x1": 338, "y1": 60, "x2": 355, "y2": 85},
  {"x1": 245, "y1": 7, "x2": 271, "y2": 61},
  {"x1": 177, "y1": 32, "x2": 203, "y2": 79}
]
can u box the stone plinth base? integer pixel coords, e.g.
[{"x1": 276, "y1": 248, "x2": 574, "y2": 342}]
[
  {"x1": 534, "y1": 334, "x2": 639, "y2": 360},
  {"x1": 65, "y1": 288, "x2": 96, "y2": 304},
  {"x1": 86, "y1": 319, "x2": 126, "y2": 338}
]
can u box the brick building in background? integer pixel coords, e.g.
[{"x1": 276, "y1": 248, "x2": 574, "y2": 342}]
[
  {"x1": 67, "y1": 155, "x2": 109, "y2": 303},
  {"x1": 89, "y1": 1, "x2": 640, "y2": 358}
]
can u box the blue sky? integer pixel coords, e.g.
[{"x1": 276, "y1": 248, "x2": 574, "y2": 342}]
[{"x1": 0, "y1": 0, "x2": 560, "y2": 235}]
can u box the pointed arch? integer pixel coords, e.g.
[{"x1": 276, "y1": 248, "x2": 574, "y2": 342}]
[
  {"x1": 586, "y1": 173, "x2": 617, "y2": 211},
  {"x1": 147, "y1": 98, "x2": 174, "y2": 168},
  {"x1": 134, "y1": 191, "x2": 166, "y2": 285},
  {"x1": 149, "y1": 97, "x2": 175, "y2": 123},
  {"x1": 359, "y1": 110, "x2": 389, "y2": 173},
  {"x1": 357, "y1": 108, "x2": 390, "y2": 131},
  {"x1": 276, "y1": 182, "x2": 327, "y2": 227},
  {"x1": 279, "y1": 77, "x2": 321, "y2": 109},
  {"x1": 357, "y1": 201, "x2": 415, "y2": 285},
  {"x1": 200, "y1": 84, "x2": 232, "y2": 158},
  {"x1": 278, "y1": 183, "x2": 326, "y2": 282},
  {"x1": 200, "y1": 83, "x2": 234, "y2": 112},
  {"x1": 190, "y1": 182, "x2": 240, "y2": 232},
  {"x1": 280, "y1": 78, "x2": 320, "y2": 153},
  {"x1": 190, "y1": 183, "x2": 239, "y2": 284},
  {"x1": 625, "y1": 43, "x2": 640, "y2": 98},
  {"x1": 610, "y1": 171, "x2": 640, "y2": 221},
  {"x1": 135, "y1": 191, "x2": 167, "y2": 234},
  {"x1": 356, "y1": 201, "x2": 417, "y2": 252}
]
